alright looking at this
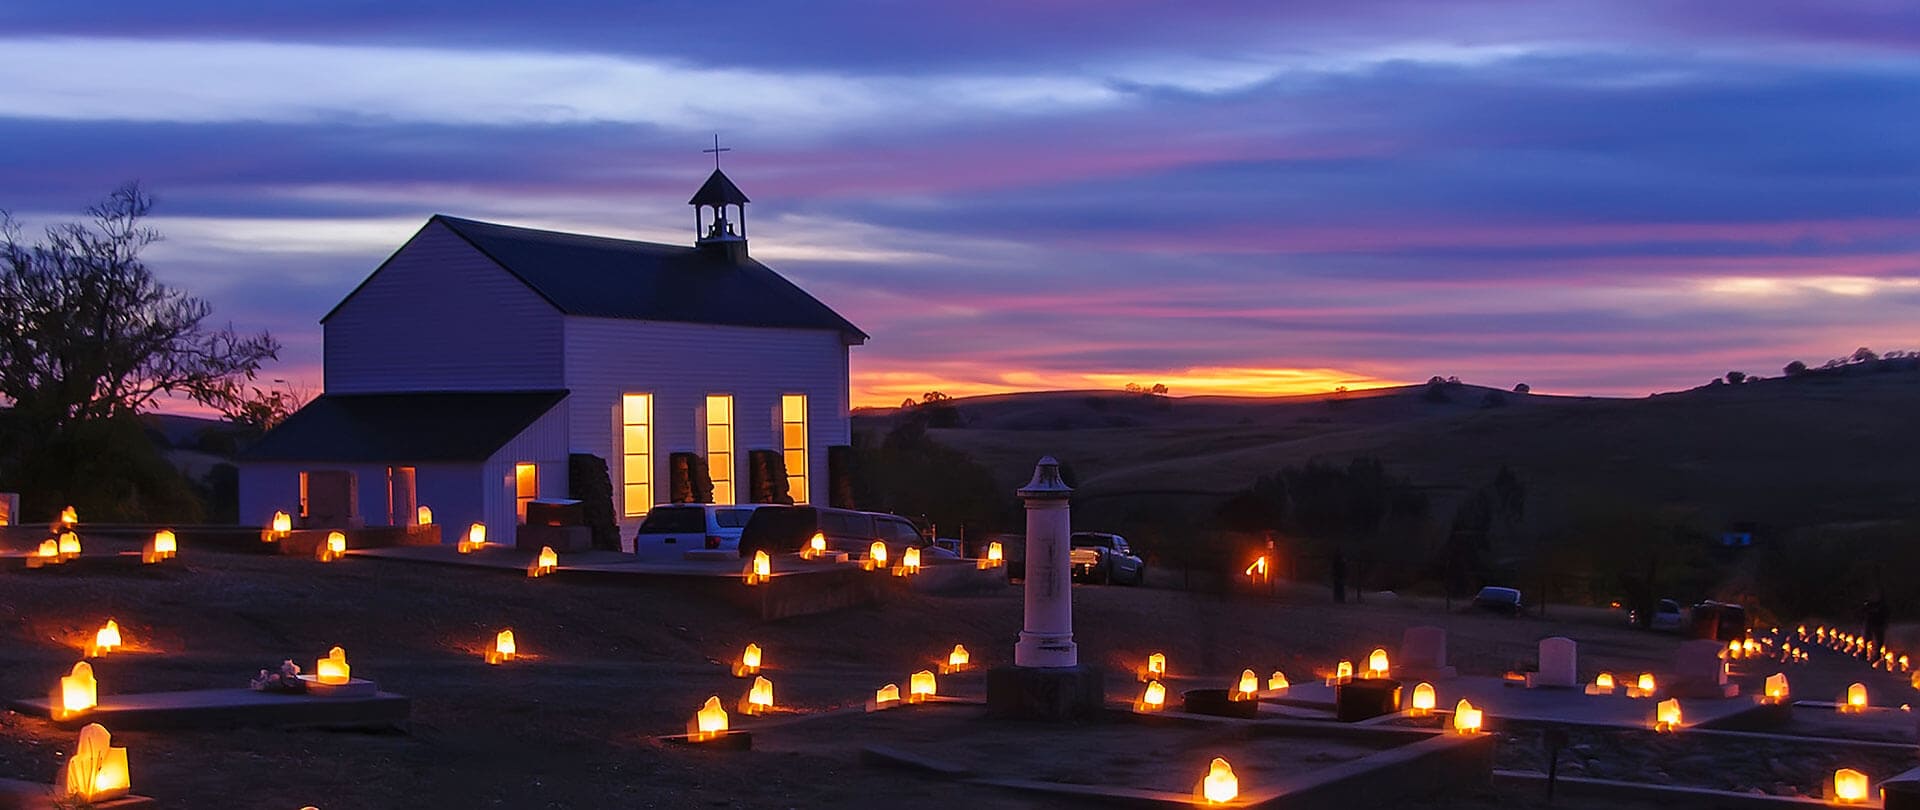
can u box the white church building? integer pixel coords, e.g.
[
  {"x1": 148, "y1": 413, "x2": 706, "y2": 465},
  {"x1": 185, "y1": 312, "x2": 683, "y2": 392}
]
[{"x1": 239, "y1": 168, "x2": 865, "y2": 544}]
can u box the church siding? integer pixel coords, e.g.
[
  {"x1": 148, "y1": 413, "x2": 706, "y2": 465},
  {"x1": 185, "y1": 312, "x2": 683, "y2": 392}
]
[
  {"x1": 481, "y1": 398, "x2": 573, "y2": 545},
  {"x1": 562, "y1": 316, "x2": 851, "y2": 533},
  {"x1": 324, "y1": 222, "x2": 564, "y2": 394}
]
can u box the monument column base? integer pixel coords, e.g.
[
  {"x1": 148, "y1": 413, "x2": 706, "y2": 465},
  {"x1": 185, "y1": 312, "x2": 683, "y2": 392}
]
[
  {"x1": 986, "y1": 665, "x2": 1105, "y2": 721},
  {"x1": 1014, "y1": 631, "x2": 1077, "y2": 668}
]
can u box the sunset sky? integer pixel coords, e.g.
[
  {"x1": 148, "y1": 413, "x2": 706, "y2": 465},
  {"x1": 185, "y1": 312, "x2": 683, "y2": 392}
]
[{"x1": 2, "y1": 2, "x2": 1916, "y2": 408}]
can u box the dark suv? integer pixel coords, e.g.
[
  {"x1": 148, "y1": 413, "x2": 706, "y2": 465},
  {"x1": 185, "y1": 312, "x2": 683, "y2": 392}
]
[{"x1": 736, "y1": 505, "x2": 956, "y2": 561}]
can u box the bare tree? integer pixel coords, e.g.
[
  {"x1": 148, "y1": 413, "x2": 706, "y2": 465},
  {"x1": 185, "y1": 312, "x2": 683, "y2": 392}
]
[{"x1": 0, "y1": 183, "x2": 280, "y2": 437}]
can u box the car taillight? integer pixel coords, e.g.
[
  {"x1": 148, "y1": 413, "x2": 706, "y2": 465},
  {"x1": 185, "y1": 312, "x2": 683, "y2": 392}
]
[{"x1": 706, "y1": 535, "x2": 723, "y2": 549}]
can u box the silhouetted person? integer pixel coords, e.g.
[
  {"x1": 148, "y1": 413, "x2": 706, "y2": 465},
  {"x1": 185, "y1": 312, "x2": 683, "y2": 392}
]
[
  {"x1": 1331, "y1": 550, "x2": 1347, "y2": 603},
  {"x1": 1864, "y1": 594, "x2": 1890, "y2": 661}
]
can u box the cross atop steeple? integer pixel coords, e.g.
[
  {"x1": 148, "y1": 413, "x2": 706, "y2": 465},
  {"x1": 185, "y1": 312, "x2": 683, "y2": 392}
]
[
  {"x1": 690, "y1": 137, "x2": 751, "y2": 261},
  {"x1": 702, "y1": 133, "x2": 731, "y2": 170}
]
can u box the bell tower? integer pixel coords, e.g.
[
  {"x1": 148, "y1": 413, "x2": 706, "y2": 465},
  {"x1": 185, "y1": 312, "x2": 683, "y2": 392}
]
[{"x1": 690, "y1": 135, "x2": 750, "y2": 262}]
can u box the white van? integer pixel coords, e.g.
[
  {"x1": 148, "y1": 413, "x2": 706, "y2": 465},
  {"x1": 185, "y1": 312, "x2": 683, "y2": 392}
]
[{"x1": 630, "y1": 504, "x2": 764, "y2": 557}]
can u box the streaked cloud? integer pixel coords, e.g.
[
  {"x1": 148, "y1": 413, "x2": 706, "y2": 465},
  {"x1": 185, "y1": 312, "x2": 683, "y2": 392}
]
[{"x1": 0, "y1": 3, "x2": 1915, "y2": 410}]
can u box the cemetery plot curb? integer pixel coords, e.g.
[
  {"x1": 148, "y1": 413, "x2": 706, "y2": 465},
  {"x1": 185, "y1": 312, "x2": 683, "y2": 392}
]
[
  {"x1": 0, "y1": 778, "x2": 155, "y2": 809},
  {"x1": 7, "y1": 688, "x2": 411, "y2": 732},
  {"x1": 1492, "y1": 770, "x2": 1854, "y2": 809},
  {"x1": 960, "y1": 731, "x2": 1492, "y2": 809}
]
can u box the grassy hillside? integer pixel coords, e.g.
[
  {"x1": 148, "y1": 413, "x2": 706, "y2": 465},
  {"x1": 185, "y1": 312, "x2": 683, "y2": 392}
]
[{"x1": 859, "y1": 366, "x2": 1920, "y2": 535}]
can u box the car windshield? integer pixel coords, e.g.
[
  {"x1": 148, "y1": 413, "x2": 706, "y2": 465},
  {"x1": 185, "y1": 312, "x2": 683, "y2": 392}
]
[
  {"x1": 638, "y1": 507, "x2": 704, "y2": 533},
  {"x1": 713, "y1": 508, "x2": 756, "y2": 529}
]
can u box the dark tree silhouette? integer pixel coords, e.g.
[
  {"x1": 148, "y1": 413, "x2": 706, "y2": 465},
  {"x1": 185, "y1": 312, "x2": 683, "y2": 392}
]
[
  {"x1": 0, "y1": 183, "x2": 279, "y2": 438},
  {"x1": 1512, "y1": 383, "x2": 1530, "y2": 394},
  {"x1": 1726, "y1": 371, "x2": 1746, "y2": 384},
  {"x1": 1784, "y1": 360, "x2": 1808, "y2": 376}
]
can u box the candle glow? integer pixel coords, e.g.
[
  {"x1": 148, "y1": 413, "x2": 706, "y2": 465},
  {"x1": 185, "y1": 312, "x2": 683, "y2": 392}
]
[
  {"x1": 1232, "y1": 668, "x2": 1258, "y2": 700},
  {"x1": 91, "y1": 620, "x2": 121, "y2": 656},
  {"x1": 1137, "y1": 679, "x2": 1166, "y2": 712},
  {"x1": 1834, "y1": 768, "x2": 1868, "y2": 803},
  {"x1": 1655, "y1": 698, "x2": 1682, "y2": 732},
  {"x1": 909, "y1": 669, "x2": 936, "y2": 702},
  {"x1": 1841, "y1": 682, "x2": 1867, "y2": 713},
  {"x1": 486, "y1": 629, "x2": 516, "y2": 664},
  {"x1": 692, "y1": 696, "x2": 728, "y2": 741},
  {"x1": 56, "y1": 723, "x2": 129, "y2": 803},
  {"x1": 1764, "y1": 672, "x2": 1788, "y2": 703},
  {"x1": 56, "y1": 662, "x2": 97, "y2": 718},
  {"x1": 1452, "y1": 699, "x2": 1482, "y2": 734},
  {"x1": 1202, "y1": 757, "x2": 1238, "y2": 804},
  {"x1": 143, "y1": 529, "x2": 177, "y2": 563},
  {"x1": 736, "y1": 642, "x2": 763, "y2": 677},
  {"x1": 315, "y1": 647, "x2": 351, "y2": 685},
  {"x1": 745, "y1": 549, "x2": 771, "y2": 585},
  {"x1": 743, "y1": 676, "x2": 774, "y2": 714},
  {"x1": 1410, "y1": 682, "x2": 1435, "y2": 715}
]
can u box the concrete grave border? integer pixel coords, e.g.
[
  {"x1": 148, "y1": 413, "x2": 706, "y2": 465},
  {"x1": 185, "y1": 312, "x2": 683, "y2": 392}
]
[
  {"x1": 7, "y1": 687, "x2": 410, "y2": 732},
  {"x1": 851, "y1": 703, "x2": 1493, "y2": 809},
  {"x1": 0, "y1": 778, "x2": 155, "y2": 809}
]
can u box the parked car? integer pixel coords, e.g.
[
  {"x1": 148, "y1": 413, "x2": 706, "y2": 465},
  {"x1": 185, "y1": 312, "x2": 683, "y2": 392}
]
[
  {"x1": 1068, "y1": 532, "x2": 1145, "y2": 585},
  {"x1": 1471, "y1": 586, "x2": 1523, "y2": 615},
  {"x1": 973, "y1": 532, "x2": 1026, "y2": 581},
  {"x1": 1628, "y1": 598, "x2": 1685, "y2": 631},
  {"x1": 736, "y1": 505, "x2": 959, "y2": 561},
  {"x1": 1691, "y1": 600, "x2": 1747, "y2": 642},
  {"x1": 631, "y1": 504, "x2": 765, "y2": 557}
]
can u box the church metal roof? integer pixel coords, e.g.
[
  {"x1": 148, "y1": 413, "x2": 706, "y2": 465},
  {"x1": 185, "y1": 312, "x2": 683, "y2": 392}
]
[
  {"x1": 325, "y1": 215, "x2": 865, "y2": 342},
  {"x1": 242, "y1": 390, "x2": 568, "y2": 463}
]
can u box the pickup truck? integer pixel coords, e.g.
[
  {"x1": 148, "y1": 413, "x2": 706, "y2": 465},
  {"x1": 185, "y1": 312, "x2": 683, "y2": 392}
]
[{"x1": 1068, "y1": 532, "x2": 1146, "y2": 586}]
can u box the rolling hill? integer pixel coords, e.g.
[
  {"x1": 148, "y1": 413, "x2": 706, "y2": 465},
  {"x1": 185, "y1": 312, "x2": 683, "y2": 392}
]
[{"x1": 856, "y1": 365, "x2": 1920, "y2": 534}]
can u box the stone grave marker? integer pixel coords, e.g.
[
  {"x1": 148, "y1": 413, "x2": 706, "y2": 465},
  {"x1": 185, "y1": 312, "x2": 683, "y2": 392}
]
[
  {"x1": 1532, "y1": 637, "x2": 1578, "y2": 688},
  {"x1": 1399, "y1": 626, "x2": 1456, "y2": 679},
  {"x1": 1670, "y1": 638, "x2": 1739, "y2": 698}
]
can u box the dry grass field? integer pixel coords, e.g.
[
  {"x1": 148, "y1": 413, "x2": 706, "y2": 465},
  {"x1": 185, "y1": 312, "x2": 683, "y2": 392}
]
[
  {"x1": 876, "y1": 368, "x2": 1920, "y2": 533},
  {"x1": 5, "y1": 543, "x2": 1849, "y2": 809}
]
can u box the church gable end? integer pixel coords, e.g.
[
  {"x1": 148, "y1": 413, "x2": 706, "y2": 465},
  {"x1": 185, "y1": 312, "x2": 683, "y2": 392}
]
[{"x1": 323, "y1": 220, "x2": 566, "y2": 394}]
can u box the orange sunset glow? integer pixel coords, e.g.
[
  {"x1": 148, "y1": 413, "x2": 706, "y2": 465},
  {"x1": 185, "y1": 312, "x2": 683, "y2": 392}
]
[{"x1": 850, "y1": 365, "x2": 1401, "y2": 408}]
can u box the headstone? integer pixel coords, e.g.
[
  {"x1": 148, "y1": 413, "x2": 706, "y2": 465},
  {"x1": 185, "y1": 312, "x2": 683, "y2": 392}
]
[
  {"x1": 1533, "y1": 637, "x2": 1578, "y2": 688},
  {"x1": 1400, "y1": 626, "x2": 1456, "y2": 679},
  {"x1": 391, "y1": 467, "x2": 417, "y2": 526},
  {"x1": 305, "y1": 470, "x2": 360, "y2": 528},
  {"x1": 1885, "y1": 765, "x2": 1920, "y2": 810},
  {"x1": 1670, "y1": 639, "x2": 1739, "y2": 698},
  {"x1": 987, "y1": 457, "x2": 1105, "y2": 720}
]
